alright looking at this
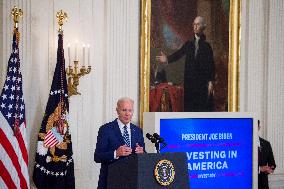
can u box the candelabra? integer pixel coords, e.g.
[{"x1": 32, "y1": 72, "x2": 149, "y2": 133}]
[{"x1": 66, "y1": 62, "x2": 91, "y2": 96}]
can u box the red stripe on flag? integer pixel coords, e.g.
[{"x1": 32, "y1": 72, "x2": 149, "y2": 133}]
[
  {"x1": 44, "y1": 130, "x2": 59, "y2": 147},
  {"x1": 0, "y1": 160, "x2": 17, "y2": 189},
  {"x1": 16, "y1": 127, "x2": 28, "y2": 165},
  {"x1": 44, "y1": 131, "x2": 53, "y2": 141},
  {"x1": 0, "y1": 129, "x2": 28, "y2": 189},
  {"x1": 45, "y1": 139, "x2": 58, "y2": 147},
  {"x1": 48, "y1": 140, "x2": 58, "y2": 147},
  {"x1": 46, "y1": 131, "x2": 52, "y2": 137},
  {"x1": 45, "y1": 135, "x2": 54, "y2": 142}
]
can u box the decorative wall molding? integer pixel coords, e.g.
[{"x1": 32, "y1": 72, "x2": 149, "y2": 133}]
[
  {"x1": 104, "y1": 0, "x2": 140, "y2": 123},
  {"x1": 240, "y1": 0, "x2": 284, "y2": 186},
  {"x1": 0, "y1": 1, "x2": 3, "y2": 87},
  {"x1": 270, "y1": 174, "x2": 284, "y2": 189},
  {"x1": 266, "y1": 0, "x2": 284, "y2": 182}
]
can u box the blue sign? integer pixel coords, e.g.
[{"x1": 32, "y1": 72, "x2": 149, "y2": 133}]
[{"x1": 160, "y1": 118, "x2": 253, "y2": 189}]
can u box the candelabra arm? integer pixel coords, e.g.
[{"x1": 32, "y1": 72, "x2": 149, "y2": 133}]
[{"x1": 66, "y1": 59, "x2": 92, "y2": 96}]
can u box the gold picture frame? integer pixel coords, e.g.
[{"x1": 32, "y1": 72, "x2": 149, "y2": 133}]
[{"x1": 139, "y1": 0, "x2": 241, "y2": 126}]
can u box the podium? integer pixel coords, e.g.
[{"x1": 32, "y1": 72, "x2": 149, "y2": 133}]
[{"x1": 107, "y1": 152, "x2": 189, "y2": 189}]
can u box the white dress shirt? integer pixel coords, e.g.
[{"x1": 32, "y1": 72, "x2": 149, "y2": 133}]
[
  {"x1": 114, "y1": 119, "x2": 132, "y2": 159},
  {"x1": 117, "y1": 118, "x2": 131, "y2": 147}
]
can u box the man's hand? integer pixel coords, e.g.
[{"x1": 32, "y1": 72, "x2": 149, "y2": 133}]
[
  {"x1": 156, "y1": 51, "x2": 167, "y2": 63},
  {"x1": 135, "y1": 143, "x2": 144, "y2": 154},
  {"x1": 260, "y1": 165, "x2": 274, "y2": 174},
  {"x1": 116, "y1": 145, "x2": 132, "y2": 157}
]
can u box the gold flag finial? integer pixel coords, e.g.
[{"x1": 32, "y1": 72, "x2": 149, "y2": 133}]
[
  {"x1": 11, "y1": 6, "x2": 23, "y2": 29},
  {"x1": 56, "y1": 10, "x2": 68, "y2": 33}
]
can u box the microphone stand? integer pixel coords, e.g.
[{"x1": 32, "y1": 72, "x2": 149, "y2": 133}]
[
  {"x1": 155, "y1": 142, "x2": 160, "y2": 153},
  {"x1": 154, "y1": 140, "x2": 166, "y2": 153}
]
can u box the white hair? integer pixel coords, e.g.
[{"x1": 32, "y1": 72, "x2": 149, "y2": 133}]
[
  {"x1": 117, "y1": 97, "x2": 134, "y2": 107},
  {"x1": 195, "y1": 16, "x2": 207, "y2": 29}
]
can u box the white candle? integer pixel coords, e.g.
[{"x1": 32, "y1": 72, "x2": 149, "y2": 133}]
[
  {"x1": 67, "y1": 43, "x2": 71, "y2": 66},
  {"x1": 82, "y1": 44, "x2": 86, "y2": 66},
  {"x1": 75, "y1": 40, "x2": 78, "y2": 60},
  {"x1": 87, "y1": 44, "x2": 90, "y2": 66}
]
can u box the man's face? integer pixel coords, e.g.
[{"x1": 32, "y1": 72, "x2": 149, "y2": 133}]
[
  {"x1": 116, "y1": 100, "x2": 133, "y2": 125},
  {"x1": 193, "y1": 17, "x2": 204, "y2": 35}
]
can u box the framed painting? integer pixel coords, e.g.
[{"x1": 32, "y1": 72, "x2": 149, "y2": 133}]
[{"x1": 139, "y1": 0, "x2": 241, "y2": 125}]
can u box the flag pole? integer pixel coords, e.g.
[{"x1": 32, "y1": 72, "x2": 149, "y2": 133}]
[
  {"x1": 10, "y1": 6, "x2": 23, "y2": 136},
  {"x1": 11, "y1": 6, "x2": 23, "y2": 43},
  {"x1": 56, "y1": 10, "x2": 68, "y2": 34},
  {"x1": 56, "y1": 10, "x2": 68, "y2": 135},
  {"x1": 11, "y1": 6, "x2": 23, "y2": 29}
]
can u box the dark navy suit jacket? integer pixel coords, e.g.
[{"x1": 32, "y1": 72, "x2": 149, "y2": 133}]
[
  {"x1": 94, "y1": 119, "x2": 145, "y2": 189},
  {"x1": 258, "y1": 137, "x2": 276, "y2": 189}
]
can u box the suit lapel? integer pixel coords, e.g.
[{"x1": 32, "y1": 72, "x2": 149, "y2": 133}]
[
  {"x1": 130, "y1": 124, "x2": 136, "y2": 148},
  {"x1": 112, "y1": 119, "x2": 125, "y2": 145},
  {"x1": 113, "y1": 119, "x2": 137, "y2": 147}
]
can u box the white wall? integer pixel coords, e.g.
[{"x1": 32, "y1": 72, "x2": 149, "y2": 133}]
[
  {"x1": 1, "y1": 0, "x2": 284, "y2": 188},
  {"x1": 240, "y1": 0, "x2": 284, "y2": 188},
  {"x1": 1, "y1": 0, "x2": 139, "y2": 188}
]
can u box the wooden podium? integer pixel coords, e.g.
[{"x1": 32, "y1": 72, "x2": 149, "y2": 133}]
[{"x1": 107, "y1": 152, "x2": 189, "y2": 189}]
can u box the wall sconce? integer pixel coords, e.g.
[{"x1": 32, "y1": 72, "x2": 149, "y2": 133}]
[{"x1": 66, "y1": 42, "x2": 91, "y2": 97}]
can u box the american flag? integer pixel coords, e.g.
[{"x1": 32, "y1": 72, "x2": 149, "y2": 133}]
[
  {"x1": 44, "y1": 127, "x2": 63, "y2": 148},
  {"x1": 0, "y1": 30, "x2": 29, "y2": 189}
]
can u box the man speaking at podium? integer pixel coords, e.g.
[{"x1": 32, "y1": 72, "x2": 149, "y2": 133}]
[{"x1": 94, "y1": 97, "x2": 145, "y2": 189}]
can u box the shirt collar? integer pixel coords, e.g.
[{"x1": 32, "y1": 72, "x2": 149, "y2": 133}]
[
  {"x1": 117, "y1": 118, "x2": 130, "y2": 129},
  {"x1": 195, "y1": 34, "x2": 200, "y2": 40}
]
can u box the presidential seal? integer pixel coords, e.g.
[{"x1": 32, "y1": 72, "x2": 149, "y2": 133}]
[{"x1": 154, "y1": 159, "x2": 175, "y2": 186}]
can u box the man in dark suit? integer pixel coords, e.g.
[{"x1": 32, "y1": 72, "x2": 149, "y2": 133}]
[
  {"x1": 94, "y1": 97, "x2": 145, "y2": 189},
  {"x1": 156, "y1": 16, "x2": 215, "y2": 112},
  {"x1": 258, "y1": 120, "x2": 276, "y2": 189}
]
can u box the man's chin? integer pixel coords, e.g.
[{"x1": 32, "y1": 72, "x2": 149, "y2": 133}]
[{"x1": 122, "y1": 119, "x2": 130, "y2": 124}]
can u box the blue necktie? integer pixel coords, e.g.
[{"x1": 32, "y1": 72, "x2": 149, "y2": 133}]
[{"x1": 123, "y1": 125, "x2": 130, "y2": 147}]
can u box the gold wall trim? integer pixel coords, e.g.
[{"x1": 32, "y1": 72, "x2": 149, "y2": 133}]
[
  {"x1": 139, "y1": 0, "x2": 151, "y2": 127},
  {"x1": 228, "y1": 0, "x2": 241, "y2": 112}
]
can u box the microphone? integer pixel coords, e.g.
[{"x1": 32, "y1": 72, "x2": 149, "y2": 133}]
[
  {"x1": 146, "y1": 133, "x2": 167, "y2": 153},
  {"x1": 153, "y1": 133, "x2": 167, "y2": 150},
  {"x1": 153, "y1": 133, "x2": 164, "y2": 143},
  {"x1": 146, "y1": 133, "x2": 157, "y2": 143}
]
